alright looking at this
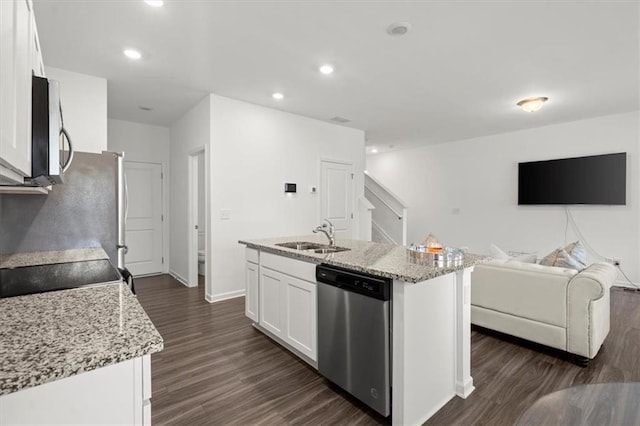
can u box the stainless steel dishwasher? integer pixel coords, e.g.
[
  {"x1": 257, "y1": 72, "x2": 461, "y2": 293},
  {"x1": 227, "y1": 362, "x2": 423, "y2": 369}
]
[{"x1": 316, "y1": 264, "x2": 392, "y2": 417}]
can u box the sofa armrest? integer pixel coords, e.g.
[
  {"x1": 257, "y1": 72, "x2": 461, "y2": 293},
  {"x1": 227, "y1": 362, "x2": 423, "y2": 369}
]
[{"x1": 567, "y1": 263, "x2": 617, "y2": 358}]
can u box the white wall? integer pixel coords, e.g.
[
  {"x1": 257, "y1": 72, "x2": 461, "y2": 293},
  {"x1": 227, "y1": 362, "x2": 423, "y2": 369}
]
[
  {"x1": 45, "y1": 67, "x2": 107, "y2": 154},
  {"x1": 169, "y1": 93, "x2": 365, "y2": 300},
  {"x1": 169, "y1": 96, "x2": 210, "y2": 284},
  {"x1": 367, "y1": 112, "x2": 640, "y2": 284},
  {"x1": 108, "y1": 119, "x2": 171, "y2": 273},
  {"x1": 208, "y1": 94, "x2": 365, "y2": 301}
]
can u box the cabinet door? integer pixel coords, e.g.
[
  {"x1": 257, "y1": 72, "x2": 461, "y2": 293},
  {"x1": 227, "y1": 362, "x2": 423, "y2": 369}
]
[
  {"x1": 259, "y1": 267, "x2": 285, "y2": 338},
  {"x1": 283, "y1": 276, "x2": 317, "y2": 361},
  {"x1": 245, "y1": 261, "x2": 259, "y2": 322},
  {"x1": 0, "y1": 0, "x2": 32, "y2": 178},
  {"x1": 31, "y1": 11, "x2": 45, "y2": 77}
]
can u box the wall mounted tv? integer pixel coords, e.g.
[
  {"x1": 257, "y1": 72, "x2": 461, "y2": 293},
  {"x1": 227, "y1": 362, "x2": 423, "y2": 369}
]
[{"x1": 518, "y1": 152, "x2": 626, "y2": 205}]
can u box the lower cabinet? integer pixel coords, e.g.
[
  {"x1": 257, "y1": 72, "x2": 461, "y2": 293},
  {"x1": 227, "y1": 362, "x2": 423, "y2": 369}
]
[
  {"x1": 0, "y1": 355, "x2": 152, "y2": 425},
  {"x1": 245, "y1": 260, "x2": 259, "y2": 322},
  {"x1": 246, "y1": 249, "x2": 317, "y2": 363}
]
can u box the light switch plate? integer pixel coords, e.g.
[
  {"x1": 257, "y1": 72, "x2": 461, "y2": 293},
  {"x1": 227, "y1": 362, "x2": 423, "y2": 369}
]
[{"x1": 220, "y1": 209, "x2": 231, "y2": 220}]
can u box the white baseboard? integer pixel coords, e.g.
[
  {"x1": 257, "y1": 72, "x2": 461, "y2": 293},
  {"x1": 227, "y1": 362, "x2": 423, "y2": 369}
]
[
  {"x1": 169, "y1": 270, "x2": 190, "y2": 287},
  {"x1": 205, "y1": 289, "x2": 245, "y2": 303}
]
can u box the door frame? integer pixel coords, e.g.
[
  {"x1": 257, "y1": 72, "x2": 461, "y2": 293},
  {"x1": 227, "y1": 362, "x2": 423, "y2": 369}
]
[
  {"x1": 319, "y1": 158, "x2": 355, "y2": 238},
  {"x1": 188, "y1": 146, "x2": 208, "y2": 288},
  {"x1": 124, "y1": 160, "x2": 165, "y2": 276}
]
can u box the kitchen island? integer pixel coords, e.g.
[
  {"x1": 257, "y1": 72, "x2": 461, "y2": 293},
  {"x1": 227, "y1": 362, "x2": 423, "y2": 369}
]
[
  {"x1": 239, "y1": 235, "x2": 489, "y2": 426},
  {"x1": 0, "y1": 248, "x2": 163, "y2": 425}
]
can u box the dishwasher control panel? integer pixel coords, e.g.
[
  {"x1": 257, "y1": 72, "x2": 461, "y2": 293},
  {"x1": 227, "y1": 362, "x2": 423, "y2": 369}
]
[{"x1": 316, "y1": 264, "x2": 390, "y2": 301}]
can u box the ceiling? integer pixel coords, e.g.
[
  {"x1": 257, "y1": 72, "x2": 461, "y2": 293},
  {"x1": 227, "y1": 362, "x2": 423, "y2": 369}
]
[{"x1": 33, "y1": 1, "x2": 639, "y2": 151}]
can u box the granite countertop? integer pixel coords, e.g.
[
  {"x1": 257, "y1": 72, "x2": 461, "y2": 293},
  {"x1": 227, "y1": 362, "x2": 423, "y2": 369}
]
[
  {"x1": 0, "y1": 283, "x2": 163, "y2": 396},
  {"x1": 239, "y1": 235, "x2": 490, "y2": 283},
  {"x1": 0, "y1": 247, "x2": 163, "y2": 396}
]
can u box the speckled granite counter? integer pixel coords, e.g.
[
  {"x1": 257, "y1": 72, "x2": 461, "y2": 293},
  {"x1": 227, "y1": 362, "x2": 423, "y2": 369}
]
[
  {"x1": 239, "y1": 235, "x2": 489, "y2": 283},
  {"x1": 0, "y1": 283, "x2": 163, "y2": 396},
  {"x1": 0, "y1": 247, "x2": 163, "y2": 396}
]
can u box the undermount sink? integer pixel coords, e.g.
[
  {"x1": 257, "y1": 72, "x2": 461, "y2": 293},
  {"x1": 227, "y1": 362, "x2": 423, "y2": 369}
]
[
  {"x1": 275, "y1": 241, "x2": 350, "y2": 254},
  {"x1": 313, "y1": 247, "x2": 350, "y2": 254},
  {"x1": 276, "y1": 241, "x2": 324, "y2": 250}
]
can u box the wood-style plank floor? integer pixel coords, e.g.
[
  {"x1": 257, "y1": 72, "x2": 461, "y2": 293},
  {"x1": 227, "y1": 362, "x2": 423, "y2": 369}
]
[{"x1": 136, "y1": 275, "x2": 640, "y2": 425}]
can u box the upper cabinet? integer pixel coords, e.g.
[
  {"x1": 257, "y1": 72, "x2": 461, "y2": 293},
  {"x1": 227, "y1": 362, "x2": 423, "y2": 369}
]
[{"x1": 0, "y1": 0, "x2": 41, "y2": 184}]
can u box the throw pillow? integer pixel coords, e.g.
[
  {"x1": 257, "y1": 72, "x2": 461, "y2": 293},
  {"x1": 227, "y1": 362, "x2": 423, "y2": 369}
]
[
  {"x1": 539, "y1": 248, "x2": 560, "y2": 266},
  {"x1": 564, "y1": 241, "x2": 587, "y2": 268},
  {"x1": 539, "y1": 248, "x2": 584, "y2": 270}
]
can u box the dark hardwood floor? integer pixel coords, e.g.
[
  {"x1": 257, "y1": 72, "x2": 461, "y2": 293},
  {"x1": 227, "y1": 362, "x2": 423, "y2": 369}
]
[{"x1": 136, "y1": 276, "x2": 640, "y2": 425}]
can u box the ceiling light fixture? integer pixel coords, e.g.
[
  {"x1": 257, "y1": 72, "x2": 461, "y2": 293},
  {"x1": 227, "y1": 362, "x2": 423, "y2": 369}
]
[
  {"x1": 123, "y1": 49, "x2": 142, "y2": 60},
  {"x1": 387, "y1": 22, "x2": 411, "y2": 36},
  {"x1": 144, "y1": 0, "x2": 163, "y2": 7},
  {"x1": 517, "y1": 96, "x2": 549, "y2": 112},
  {"x1": 272, "y1": 92, "x2": 284, "y2": 100},
  {"x1": 371, "y1": 148, "x2": 378, "y2": 154},
  {"x1": 319, "y1": 64, "x2": 334, "y2": 75}
]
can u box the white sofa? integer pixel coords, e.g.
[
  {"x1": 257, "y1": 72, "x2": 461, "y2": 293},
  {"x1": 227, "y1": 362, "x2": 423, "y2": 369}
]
[{"x1": 471, "y1": 260, "x2": 617, "y2": 363}]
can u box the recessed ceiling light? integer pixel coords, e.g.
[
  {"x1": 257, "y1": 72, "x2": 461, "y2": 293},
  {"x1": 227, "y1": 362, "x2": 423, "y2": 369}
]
[
  {"x1": 123, "y1": 49, "x2": 142, "y2": 60},
  {"x1": 144, "y1": 0, "x2": 163, "y2": 6},
  {"x1": 387, "y1": 22, "x2": 411, "y2": 36},
  {"x1": 272, "y1": 92, "x2": 284, "y2": 100},
  {"x1": 319, "y1": 64, "x2": 334, "y2": 75},
  {"x1": 517, "y1": 96, "x2": 549, "y2": 112},
  {"x1": 371, "y1": 148, "x2": 378, "y2": 154}
]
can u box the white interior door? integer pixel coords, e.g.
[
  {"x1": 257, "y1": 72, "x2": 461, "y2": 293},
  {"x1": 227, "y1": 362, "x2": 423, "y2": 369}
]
[
  {"x1": 125, "y1": 161, "x2": 163, "y2": 276},
  {"x1": 320, "y1": 160, "x2": 354, "y2": 238}
]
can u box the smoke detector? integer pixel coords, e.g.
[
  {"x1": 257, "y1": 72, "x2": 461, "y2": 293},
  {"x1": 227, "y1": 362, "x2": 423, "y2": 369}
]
[
  {"x1": 387, "y1": 22, "x2": 411, "y2": 36},
  {"x1": 138, "y1": 106, "x2": 153, "y2": 111}
]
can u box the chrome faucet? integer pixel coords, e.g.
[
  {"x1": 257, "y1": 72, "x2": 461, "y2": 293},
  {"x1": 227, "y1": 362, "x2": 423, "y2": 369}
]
[{"x1": 313, "y1": 219, "x2": 335, "y2": 246}]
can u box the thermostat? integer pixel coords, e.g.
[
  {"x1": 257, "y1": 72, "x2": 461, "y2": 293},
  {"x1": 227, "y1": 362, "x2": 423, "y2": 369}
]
[{"x1": 284, "y1": 183, "x2": 297, "y2": 193}]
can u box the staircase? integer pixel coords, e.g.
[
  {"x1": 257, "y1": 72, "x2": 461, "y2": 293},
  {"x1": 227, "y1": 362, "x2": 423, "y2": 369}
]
[{"x1": 364, "y1": 173, "x2": 408, "y2": 246}]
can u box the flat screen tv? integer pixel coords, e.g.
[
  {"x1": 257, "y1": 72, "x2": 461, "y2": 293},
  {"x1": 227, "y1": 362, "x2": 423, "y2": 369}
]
[{"x1": 518, "y1": 152, "x2": 626, "y2": 205}]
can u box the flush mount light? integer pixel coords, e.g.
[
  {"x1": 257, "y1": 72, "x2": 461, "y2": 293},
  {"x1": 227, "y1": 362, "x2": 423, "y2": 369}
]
[
  {"x1": 144, "y1": 0, "x2": 163, "y2": 6},
  {"x1": 123, "y1": 49, "x2": 142, "y2": 60},
  {"x1": 319, "y1": 64, "x2": 334, "y2": 75},
  {"x1": 517, "y1": 96, "x2": 549, "y2": 112},
  {"x1": 387, "y1": 22, "x2": 411, "y2": 36},
  {"x1": 272, "y1": 92, "x2": 284, "y2": 100}
]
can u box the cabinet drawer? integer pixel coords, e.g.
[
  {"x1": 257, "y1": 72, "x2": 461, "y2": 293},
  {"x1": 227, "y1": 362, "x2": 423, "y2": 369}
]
[
  {"x1": 261, "y1": 251, "x2": 316, "y2": 283},
  {"x1": 246, "y1": 247, "x2": 259, "y2": 264}
]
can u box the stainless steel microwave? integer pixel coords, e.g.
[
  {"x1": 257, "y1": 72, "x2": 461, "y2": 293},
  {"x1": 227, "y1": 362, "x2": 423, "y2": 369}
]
[{"x1": 30, "y1": 75, "x2": 73, "y2": 186}]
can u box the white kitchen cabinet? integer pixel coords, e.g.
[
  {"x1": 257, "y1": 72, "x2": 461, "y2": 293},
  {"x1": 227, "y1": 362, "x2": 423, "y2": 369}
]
[
  {"x1": 245, "y1": 261, "x2": 259, "y2": 322},
  {"x1": 259, "y1": 266, "x2": 285, "y2": 338},
  {"x1": 0, "y1": 355, "x2": 152, "y2": 425},
  {"x1": 254, "y1": 251, "x2": 317, "y2": 362},
  {"x1": 31, "y1": 10, "x2": 45, "y2": 78},
  {"x1": 245, "y1": 248, "x2": 259, "y2": 322},
  {"x1": 0, "y1": 0, "x2": 37, "y2": 184},
  {"x1": 283, "y1": 275, "x2": 317, "y2": 360}
]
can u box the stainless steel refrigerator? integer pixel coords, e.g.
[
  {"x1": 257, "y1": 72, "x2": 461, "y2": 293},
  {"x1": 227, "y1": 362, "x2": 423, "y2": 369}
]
[{"x1": 0, "y1": 151, "x2": 128, "y2": 269}]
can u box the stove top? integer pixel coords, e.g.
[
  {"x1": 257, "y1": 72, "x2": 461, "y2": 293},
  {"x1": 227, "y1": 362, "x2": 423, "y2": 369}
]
[{"x1": 0, "y1": 259, "x2": 122, "y2": 298}]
